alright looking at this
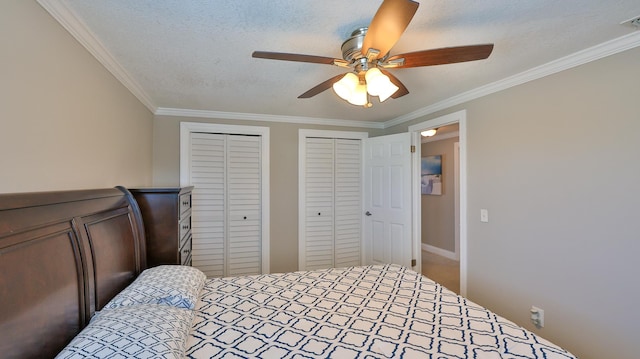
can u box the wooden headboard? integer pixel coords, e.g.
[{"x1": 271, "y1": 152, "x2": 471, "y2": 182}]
[{"x1": 0, "y1": 187, "x2": 147, "y2": 359}]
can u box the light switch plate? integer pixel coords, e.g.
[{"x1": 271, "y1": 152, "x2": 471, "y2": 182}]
[{"x1": 480, "y1": 209, "x2": 489, "y2": 222}]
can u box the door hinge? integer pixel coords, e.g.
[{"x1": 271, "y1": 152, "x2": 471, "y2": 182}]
[
  {"x1": 410, "y1": 145, "x2": 416, "y2": 153},
  {"x1": 411, "y1": 259, "x2": 417, "y2": 267}
]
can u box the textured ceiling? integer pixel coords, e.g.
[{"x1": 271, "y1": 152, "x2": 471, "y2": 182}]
[{"x1": 43, "y1": 1, "x2": 640, "y2": 125}]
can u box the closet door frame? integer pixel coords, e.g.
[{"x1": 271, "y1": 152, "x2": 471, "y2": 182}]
[
  {"x1": 298, "y1": 129, "x2": 368, "y2": 270},
  {"x1": 180, "y1": 122, "x2": 270, "y2": 274}
]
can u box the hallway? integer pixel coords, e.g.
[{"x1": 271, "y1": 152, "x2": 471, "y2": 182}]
[{"x1": 421, "y1": 250, "x2": 460, "y2": 294}]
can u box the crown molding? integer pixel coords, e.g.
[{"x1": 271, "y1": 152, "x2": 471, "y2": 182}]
[
  {"x1": 37, "y1": 0, "x2": 157, "y2": 112},
  {"x1": 383, "y1": 30, "x2": 640, "y2": 129},
  {"x1": 155, "y1": 107, "x2": 385, "y2": 129}
]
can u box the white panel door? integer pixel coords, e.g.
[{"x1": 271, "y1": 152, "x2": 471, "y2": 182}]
[{"x1": 363, "y1": 132, "x2": 413, "y2": 267}]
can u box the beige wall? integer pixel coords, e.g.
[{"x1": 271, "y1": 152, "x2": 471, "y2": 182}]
[
  {"x1": 387, "y1": 46, "x2": 640, "y2": 359},
  {"x1": 421, "y1": 136, "x2": 457, "y2": 252},
  {"x1": 0, "y1": 0, "x2": 153, "y2": 193},
  {"x1": 152, "y1": 115, "x2": 383, "y2": 273}
]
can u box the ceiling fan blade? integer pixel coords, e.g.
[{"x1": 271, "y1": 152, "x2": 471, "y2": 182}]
[
  {"x1": 362, "y1": 0, "x2": 419, "y2": 59},
  {"x1": 252, "y1": 51, "x2": 341, "y2": 65},
  {"x1": 380, "y1": 69, "x2": 409, "y2": 99},
  {"x1": 387, "y1": 44, "x2": 494, "y2": 68},
  {"x1": 298, "y1": 74, "x2": 346, "y2": 98}
]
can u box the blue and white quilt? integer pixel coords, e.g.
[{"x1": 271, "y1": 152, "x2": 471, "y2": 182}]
[{"x1": 186, "y1": 264, "x2": 577, "y2": 358}]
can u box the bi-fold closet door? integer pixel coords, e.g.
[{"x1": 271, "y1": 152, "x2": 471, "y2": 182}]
[
  {"x1": 301, "y1": 137, "x2": 362, "y2": 270},
  {"x1": 189, "y1": 132, "x2": 262, "y2": 278}
]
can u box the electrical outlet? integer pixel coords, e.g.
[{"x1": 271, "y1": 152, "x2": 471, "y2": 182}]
[{"x1": 530, "y1": 306, "x2": 544, "y2": 328}]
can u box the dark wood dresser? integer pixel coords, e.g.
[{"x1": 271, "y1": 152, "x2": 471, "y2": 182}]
[{"x1": 129, "y1": 187, "x2": 193, "y2": 267}]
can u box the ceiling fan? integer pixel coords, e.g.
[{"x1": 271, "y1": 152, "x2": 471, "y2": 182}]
[{"x1": 252, "y1": 0, "x2": 494, "y2": 107}]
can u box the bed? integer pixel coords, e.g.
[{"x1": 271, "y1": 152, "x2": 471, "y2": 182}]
[{"x1": 0, "y1": 188, "x2": 577, "y2": 359}]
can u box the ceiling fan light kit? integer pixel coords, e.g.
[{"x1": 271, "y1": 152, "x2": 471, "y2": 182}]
[
  {"x1": 332, "y1": 67, "x2": 399, "y2": 106},
  {"x1": 252, "y1": 0, "x2": 494, "y2": 108}
]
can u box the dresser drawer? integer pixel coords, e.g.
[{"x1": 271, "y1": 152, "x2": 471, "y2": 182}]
[
  {"x1": 179, "y1": 215, "x2": 191, "y2": 243},
  {"x1": 179, "y1": 235, "x2": 192, "y2": 266},
  {"x1": 179, "y1": 193, "x2": 191, "y2": 216}
]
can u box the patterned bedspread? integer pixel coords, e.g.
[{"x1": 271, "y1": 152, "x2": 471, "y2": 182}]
[{"x1": 186, "y1": 264, "x2": 576, "y2": 358}]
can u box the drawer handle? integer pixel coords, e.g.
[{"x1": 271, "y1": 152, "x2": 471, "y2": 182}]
[
  {"x1": 243, "y1": 216, "x2": 247, "y2": 220},
  {"x1": 182, "y1": 201, "x2": 189, "y2": 206},
  {"x1": 182, "y1": 225, "x2": 189, "y2": 230},
  {"x1": 182, "y1": 249, "x2": 190, "y2": 254}
]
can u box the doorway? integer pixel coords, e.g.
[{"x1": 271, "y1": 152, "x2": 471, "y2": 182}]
[
  {"x1": 420, "y1": 127, "x2": 460, "y2": 293},
  {"x1": 408, "y1": 110, "x2": 468, "y2": 296}
]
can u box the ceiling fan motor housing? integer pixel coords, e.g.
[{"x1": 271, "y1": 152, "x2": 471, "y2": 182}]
[{"x1": 341, "y1": 27, "x2": 368, "y2": 62}]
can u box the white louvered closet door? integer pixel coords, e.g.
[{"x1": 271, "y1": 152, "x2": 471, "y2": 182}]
[
  {"x1": 304, "y1": 138, "x2": 335, "y2": 270},
  {"x1": 303, "y1": 138, "x2": 361, "y2": 270},
  {"x1": 334, "y1": 139, "x2": 362, "y2": 268},
  {"x1": 189, "y1": 133, "x2": 261, "y2": 278},
  {"x1": 190, "y1": 133, "x2": 225, "y2": 277},
  {"x1": 226, "y1": 135, "x2": 262, "y2": 276}
]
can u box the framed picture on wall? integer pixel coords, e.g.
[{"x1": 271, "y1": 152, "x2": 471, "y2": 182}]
[{"x1": 421, "y1": 155, "x2": 442, "y2": 195}]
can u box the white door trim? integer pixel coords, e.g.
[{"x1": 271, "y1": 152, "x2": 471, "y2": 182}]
[
  {"x1": 180, "y1": 121, "x2": 270, "y2": 274},
  {"x1": 408, "y1": 110, "x2": 468, "y2": 296},
  {"x1": 454, "y1": 141, "x2": 460, "y2": 261},
  {"x1": 298, "y1": 129, "x2": 368, "y2": 270}
]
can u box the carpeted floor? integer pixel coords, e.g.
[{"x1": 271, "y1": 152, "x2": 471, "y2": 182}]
[{"x1": 421, "y1": 250, "x2": 460, "y2": 294}]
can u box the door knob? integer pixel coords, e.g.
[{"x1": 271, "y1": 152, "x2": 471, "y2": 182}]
[{"x1": 365, "y1": 211, "x2": 372, "y2": 216}]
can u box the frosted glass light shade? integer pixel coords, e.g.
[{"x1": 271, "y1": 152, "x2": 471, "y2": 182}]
[
  {"x1": 365, "y1": 68, "x2": 398, "y2": 102},
  {"x1": 376, "y1": 81, "x2": 399, "y2": 102},
  {"x1": 348, "y1": 83, "x2": 368, "y2": 106},
  {"x1": 332, "y1": 73, "x2": 359, "y2": 101},
  {"x1": 364, "y1": 68, "x2": 384, "y2": 96}
]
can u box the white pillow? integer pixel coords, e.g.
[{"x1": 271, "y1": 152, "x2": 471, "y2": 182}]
[
  {"x1": 56, "y1": 304, "x2": 194, "y2": 359},
  {"x1": 103, "y1": 265, "x2": 206, "y2": 310}
]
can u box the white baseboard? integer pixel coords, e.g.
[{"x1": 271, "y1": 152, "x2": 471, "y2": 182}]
[{"x1": 422, "y1": 243, "x2": 458, "y2": 261}]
